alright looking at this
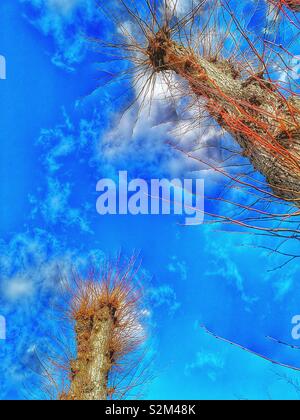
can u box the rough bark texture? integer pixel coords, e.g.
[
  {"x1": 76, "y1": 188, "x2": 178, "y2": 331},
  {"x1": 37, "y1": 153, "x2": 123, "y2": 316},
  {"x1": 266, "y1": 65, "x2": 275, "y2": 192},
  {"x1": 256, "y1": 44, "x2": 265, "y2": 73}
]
[
  {"x1": 62, "y1": 306, "x2": 114, "y2": 400},
  {"x1": 148, "y1": 29, "x2": 300, "y2": 205},
  {"x1": 284, "y1": 0, "x2": 300, "y2": 11}
]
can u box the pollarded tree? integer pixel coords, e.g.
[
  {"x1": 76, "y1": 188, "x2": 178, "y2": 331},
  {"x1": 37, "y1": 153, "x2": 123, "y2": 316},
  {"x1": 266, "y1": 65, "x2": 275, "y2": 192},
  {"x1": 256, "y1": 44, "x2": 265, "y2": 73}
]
[
  {"x1": 97, "y1": 0, "x2": 300, "y2": 259},
  {"x1": 39, "y1": 257, "x2": 149, "y2": 400},
  {"x1": 97, "y1": 0, "x2": 300, "y2": 371}
]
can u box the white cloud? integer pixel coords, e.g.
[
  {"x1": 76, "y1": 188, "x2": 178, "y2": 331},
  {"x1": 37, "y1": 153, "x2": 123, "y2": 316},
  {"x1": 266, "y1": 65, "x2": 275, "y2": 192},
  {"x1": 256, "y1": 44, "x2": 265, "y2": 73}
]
[
  {"x1": 47, "y1": 0, "x2": 83, "y2": 15},
  {"x1": 166, "y1": 0, "x2": 202, "y2": 17},
  {"x1": 3, "y1": 276, "x2": 35, "y2": 300},
  {"x1": 19, "y1": 0, "x2": 102, "y2": 70},
  {"x1": 29, "y1": 110, "x2": 101, "y2": 234},
  {"x1": 42, "y1": 178, "x2": 71, "y2": 223},
  {"x1": 185, "y1": 349, "x2": 225, "y2": 381},
  {"x1": 0, "y1": 230, "x2": 106, "y2": 303},
  {"x1": 167, "y1": 256, "x2": 187, "y2": 281},
  {"x1": 148, "y1": 284, "x2": 181, "y2": 314},
  {"x1": 101, "y1": 71, "x2": 223, "y2": 178}
]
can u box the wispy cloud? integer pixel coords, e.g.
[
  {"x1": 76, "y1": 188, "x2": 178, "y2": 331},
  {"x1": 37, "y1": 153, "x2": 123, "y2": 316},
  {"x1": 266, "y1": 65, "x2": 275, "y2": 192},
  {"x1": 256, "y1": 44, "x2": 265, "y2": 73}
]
[
  {"x1": 19, "y1": 0, "x2": 104, "y2": 70},
  {"x1": 29, "y1": 109, "x2": 103, "y2": 234},
  {"x1": 0, "y1": 230, "x2": 105, "y2": 303},
  {"x1": 185, "y1": 349, "x2": 225, "y2": 381},
  {"x1": 167, "y1": 256, "x2": 188, "y2": 282},
  {"x1": 148, "y1": 284, "x2": 181, "y2": 314}
]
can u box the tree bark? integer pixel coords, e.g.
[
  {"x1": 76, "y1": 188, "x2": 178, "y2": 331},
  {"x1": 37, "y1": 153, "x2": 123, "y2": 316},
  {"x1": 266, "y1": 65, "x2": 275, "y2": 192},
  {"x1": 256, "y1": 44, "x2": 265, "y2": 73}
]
[
  {"x1": 148, "y1": 29, "x2": 300, "y2": 206},
  {"x1": 62, "y1": 305, "x2": 114, "y2": 400}
]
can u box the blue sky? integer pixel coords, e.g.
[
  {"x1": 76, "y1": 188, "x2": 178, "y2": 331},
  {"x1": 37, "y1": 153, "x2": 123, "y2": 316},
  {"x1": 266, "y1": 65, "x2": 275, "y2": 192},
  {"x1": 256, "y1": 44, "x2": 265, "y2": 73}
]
[{"x1": 1, "y1": 0, "x2": 300, "y2": 400}]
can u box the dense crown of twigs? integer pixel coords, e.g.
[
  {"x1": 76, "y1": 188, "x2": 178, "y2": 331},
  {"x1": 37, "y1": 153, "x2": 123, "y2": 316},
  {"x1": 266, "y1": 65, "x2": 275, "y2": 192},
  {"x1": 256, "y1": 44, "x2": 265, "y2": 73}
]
[{"x1": 54, "y1": 258, "x2": 148, "y2": 400}]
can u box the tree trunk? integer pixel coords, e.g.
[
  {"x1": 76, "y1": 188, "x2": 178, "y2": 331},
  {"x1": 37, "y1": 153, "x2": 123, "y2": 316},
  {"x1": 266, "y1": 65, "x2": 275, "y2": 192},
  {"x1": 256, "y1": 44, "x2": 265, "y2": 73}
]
[
  {"x1": 62, "y1": 305, "x2": 114, "y2": 400},
  {"x1": 148, "y1": 29, "x2": 300, "y2": 206}
]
